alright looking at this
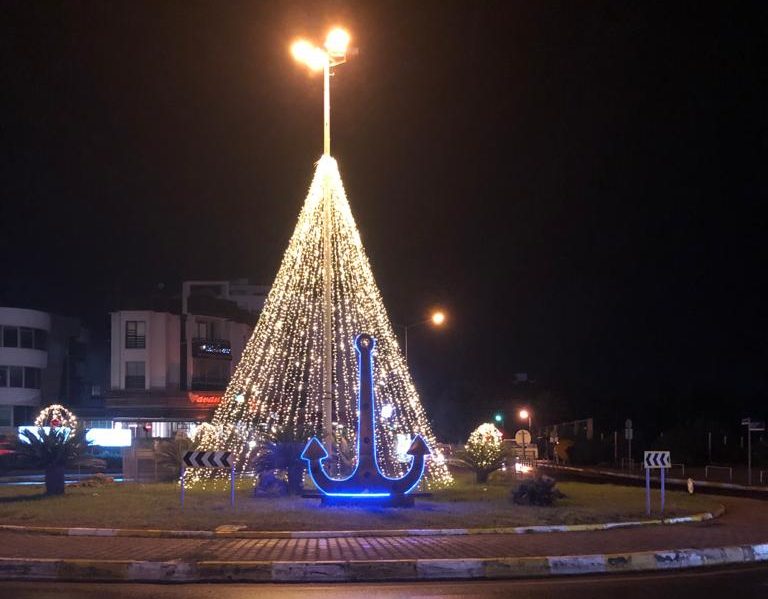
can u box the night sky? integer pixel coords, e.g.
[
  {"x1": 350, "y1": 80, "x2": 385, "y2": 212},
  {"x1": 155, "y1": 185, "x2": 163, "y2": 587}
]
[{"x1": 2, "y1": 2, "x2": 766, "y2": 440}]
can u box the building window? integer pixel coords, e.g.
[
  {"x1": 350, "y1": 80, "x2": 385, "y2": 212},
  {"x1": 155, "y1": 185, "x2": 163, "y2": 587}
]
[
  {"x1": 13, "y1": 406, "x2": 33, "y2": 426},
  {"x1": 0, "y1": 366, "x2": 7, "y2": 387},
  {"x1": 125, "y1": 361, "x2": 146, "y2": 390},
  {"x1": 191, "y1": 358, "x2": 230, "y2": 390},
  {"x1": 19, "y1": 327, "x2": 34, "y2": 349},
  {"x1": 3, "y1": 327, "x2": 18, "y2": 348},
  {"x1": 125, "y1": 321, "x2": 146, "y2": 349},
  {"x1": 9, "y1": 366, "x2": 23, "y2": 388},
  {"x1": 34, "y1": 329, "x2": 48, "y2": 351},
  {"x1": 195, "y1": 321, "x2": 211, "y2": 340},
  {"x1": 23, "y1": 367, "x2": 41, "y2": 389},
  {"x1": 0, "y1": 406, "x2": 11, "y2": 427}
]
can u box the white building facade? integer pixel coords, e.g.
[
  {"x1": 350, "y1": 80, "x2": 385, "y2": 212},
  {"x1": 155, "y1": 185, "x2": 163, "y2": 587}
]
[
  {"x1": 107, "y1": 309, "x2": 253, "y2": 438},
  {"x1": 109, "y1": 310, "x2": 251, "y2": 393},
  {"x1": 0, "y1": 307, "x2": 49, "y2": 430}
]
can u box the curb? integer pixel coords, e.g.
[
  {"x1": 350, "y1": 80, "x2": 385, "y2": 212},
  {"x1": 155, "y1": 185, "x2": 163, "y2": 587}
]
[
  {"x1": 0, "y1": 541, "x2": 765, "y2": 583},
  {"x1": 0, "y1": 506, "x2": 724, "y2": 540}
]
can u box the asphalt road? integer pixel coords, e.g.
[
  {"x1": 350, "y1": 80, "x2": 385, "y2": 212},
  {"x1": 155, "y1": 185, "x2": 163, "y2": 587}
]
[{"x1": 2, "y1": 564, "x2": 768, "y2": 598}]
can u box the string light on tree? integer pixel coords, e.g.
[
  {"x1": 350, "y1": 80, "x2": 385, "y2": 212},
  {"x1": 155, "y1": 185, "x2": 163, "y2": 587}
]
[
  {"x1": 34, "y1": 404, "x2": 78, "y2": 430},
  {"x1": 195, "y1": 156, "x2": 452, "y2": 488}
]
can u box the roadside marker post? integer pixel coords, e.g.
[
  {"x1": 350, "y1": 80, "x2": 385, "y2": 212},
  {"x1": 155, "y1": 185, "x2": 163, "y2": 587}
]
[
  {"x1": 644, "y1": 451, "x2": 671, "y2": 516},
  {"x1": 180, "y1": 450, "x2": 235, "y2": 509}
]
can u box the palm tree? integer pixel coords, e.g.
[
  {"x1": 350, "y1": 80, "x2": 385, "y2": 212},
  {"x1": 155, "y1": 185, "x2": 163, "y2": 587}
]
[
  {"x1": 15, "y1": 427, "x2": 92, "y2": 495},
  {"x1": 251, "y1": 427, "x2": 315, "y2": 496},
  {"x1": 156, "y1": 435, "x2": 198, "y2": 480}
]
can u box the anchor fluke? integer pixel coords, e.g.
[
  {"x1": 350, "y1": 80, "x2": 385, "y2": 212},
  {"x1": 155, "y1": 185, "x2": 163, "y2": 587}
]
[
  {"x1": 407, "y1": 435, "x2": 431, "y2": 457},
  {"x1": 300, "y1": 437, "x2": 328, "y2": 461}
]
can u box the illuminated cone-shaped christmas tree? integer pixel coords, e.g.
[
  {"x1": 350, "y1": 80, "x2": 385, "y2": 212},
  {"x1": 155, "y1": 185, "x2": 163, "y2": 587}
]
[{"x1": 200, "y1": 156, "x2": 452, "y2": 487}]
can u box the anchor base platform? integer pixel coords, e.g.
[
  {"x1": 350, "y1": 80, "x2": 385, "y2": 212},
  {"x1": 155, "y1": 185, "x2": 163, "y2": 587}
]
[{"x1": 302, "y1": 492, "x2": 432, "y2": 508}]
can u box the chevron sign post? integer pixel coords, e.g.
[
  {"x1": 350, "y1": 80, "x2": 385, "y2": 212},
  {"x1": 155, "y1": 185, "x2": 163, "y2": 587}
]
[
  {"x1": 644, "y1": 451, "x2": 670, "y2": 469},
  {"x1": 181, "y1": 450, "x2": 236, "y2": 509},
  {"x1": 643, "y1": 450, "x2": 671, "y2": 516},
  {"x1": 183, "y1": 451, "x2": 233, "y2": 468}
]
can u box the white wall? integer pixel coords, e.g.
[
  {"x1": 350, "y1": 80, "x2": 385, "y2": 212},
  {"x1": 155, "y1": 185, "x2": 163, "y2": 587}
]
[{"x1": 0, "y1": 307, "x2": 51, "y2": 413}]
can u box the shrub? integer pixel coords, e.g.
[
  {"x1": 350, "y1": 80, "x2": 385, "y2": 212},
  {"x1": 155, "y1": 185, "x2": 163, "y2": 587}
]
[
  {"x1": 511, "y1": 474, "x2": 565, "y2": 506},
  {"x1": 459, "y1": 423, "x2": 505, "y2": 483}
]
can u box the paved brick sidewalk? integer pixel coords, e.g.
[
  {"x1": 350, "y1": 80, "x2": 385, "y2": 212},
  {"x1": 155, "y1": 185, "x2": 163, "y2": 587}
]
[{"x1": 0, "y1": 496, "x2": 765, "y2": 562}]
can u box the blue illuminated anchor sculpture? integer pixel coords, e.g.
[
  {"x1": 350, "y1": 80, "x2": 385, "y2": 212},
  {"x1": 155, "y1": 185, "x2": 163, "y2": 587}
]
[{"x1": 301, "y1": 333, "x2": 430, "y2": 506}]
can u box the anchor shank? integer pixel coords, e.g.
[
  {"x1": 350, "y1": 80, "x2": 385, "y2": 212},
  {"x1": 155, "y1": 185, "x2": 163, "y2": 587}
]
[{"x1": 355, "y1": 334, "x2": 376, "y2": 475}]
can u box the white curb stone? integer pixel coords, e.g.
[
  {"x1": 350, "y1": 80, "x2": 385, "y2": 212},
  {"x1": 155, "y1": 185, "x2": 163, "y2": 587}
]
[{"x1": 416, "y1": 559, "x2": 485, "y2": 579}]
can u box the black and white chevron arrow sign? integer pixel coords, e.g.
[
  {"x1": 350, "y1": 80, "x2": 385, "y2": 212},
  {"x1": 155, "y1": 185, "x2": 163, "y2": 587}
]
[
  {"x1": 644, "y1": 450, "x2": 671, "y2": 469},
  {"x1": 183, "y1": 450, "x2": 233, "y2": 469}
]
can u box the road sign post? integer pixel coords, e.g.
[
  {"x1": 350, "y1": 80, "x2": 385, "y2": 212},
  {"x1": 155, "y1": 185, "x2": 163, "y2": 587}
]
[
  {"x1": 644, "y1": 450, "x2": 671, "y2": 516},
  {"x1": 645, "y1": 466, "x2": 650, "y2": 516},
  {"x1": 515, "y1": 429, "x2": 532, "y2": 460},
  {"x1": 742, "y1": 418, "x2": 765, "y2": 486},
  {"x1": 181, "y1": 450, "x2": 235, "y2": 508}
]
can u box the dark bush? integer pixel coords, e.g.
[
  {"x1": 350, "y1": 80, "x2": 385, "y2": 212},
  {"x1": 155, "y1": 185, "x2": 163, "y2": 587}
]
[{"x1": 511, "y1": 474, "x2": 565, "y2": 506}]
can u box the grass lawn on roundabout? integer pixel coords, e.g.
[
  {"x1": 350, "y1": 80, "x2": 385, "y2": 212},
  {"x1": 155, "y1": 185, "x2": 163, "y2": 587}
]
[{"x1": 0, "y1": 469, "x2": 720, "y2": 532}]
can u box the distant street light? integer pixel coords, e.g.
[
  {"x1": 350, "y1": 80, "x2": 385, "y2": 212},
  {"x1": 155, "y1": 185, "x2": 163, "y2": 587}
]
[
  {"x1": 519, "y1": 408, "x2": 532, "y2": 459},
  {"x1": 401, "y1": 310, "x2": 447, "y2": 364}
]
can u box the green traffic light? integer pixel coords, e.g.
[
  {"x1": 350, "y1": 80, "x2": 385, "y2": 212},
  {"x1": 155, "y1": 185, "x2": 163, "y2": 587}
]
[{"x1": 494, "y1": 413, "x2": 503, "y2": 423}]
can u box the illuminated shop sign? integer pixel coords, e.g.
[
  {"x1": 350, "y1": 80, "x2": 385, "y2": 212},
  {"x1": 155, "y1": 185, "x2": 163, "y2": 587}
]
[
  {"x1": 18, "y1": 427, "x2": 132, "y2": 448},
  {"x1": 191, "y1": 339, "x2": 232, "y2": 360}
]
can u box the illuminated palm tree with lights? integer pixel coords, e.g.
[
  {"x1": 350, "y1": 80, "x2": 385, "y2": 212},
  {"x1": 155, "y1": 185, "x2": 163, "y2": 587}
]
[{"x1": 199, "y1": 28, "x2": 452, "y2": 487}]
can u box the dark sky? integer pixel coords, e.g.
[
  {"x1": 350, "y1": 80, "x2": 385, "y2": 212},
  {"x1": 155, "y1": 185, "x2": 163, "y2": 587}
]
[{"x1": 2, "y1": 1, "x2": 766, "y2": 439}]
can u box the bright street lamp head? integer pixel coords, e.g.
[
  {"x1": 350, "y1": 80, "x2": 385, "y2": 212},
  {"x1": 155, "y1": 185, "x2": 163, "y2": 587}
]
[
  {"x1": 325, "y1": 27, "x2": 350, "y2": 57},
  {"x1": 519, "y1": 409, "x2": 529, "y2": 421},
  {"x1": 291, "y1": 39, "x2": 326, "y2": 71},
  {"x1": 431, "y1": 311, "x2": 446, "y2": 326}
]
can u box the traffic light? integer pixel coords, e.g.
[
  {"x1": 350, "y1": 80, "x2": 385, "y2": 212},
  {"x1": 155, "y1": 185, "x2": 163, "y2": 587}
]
[{"x1": 494, "y1": 412, "x2": 504, "y2": 424}]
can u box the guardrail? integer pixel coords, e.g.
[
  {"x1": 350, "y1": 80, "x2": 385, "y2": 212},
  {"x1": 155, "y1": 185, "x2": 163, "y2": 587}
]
[{"x1": 705, "y1": 465, "x2": 733, "y2": 482}]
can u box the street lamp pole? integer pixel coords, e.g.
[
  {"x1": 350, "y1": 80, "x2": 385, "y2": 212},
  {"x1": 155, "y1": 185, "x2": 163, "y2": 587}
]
[
  {"x1": 321, "y1": 54, "x2": 333, "y2": 453},
  {"x1": 401, "y1": 311, "x2": 446, "y2": 365},
  {"x1": 291, "y1": 29, "x2": 351, "y2": 454}
]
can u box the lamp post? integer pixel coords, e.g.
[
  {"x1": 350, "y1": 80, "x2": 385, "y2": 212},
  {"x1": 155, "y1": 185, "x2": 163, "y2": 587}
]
[
  {"x1": 402, "y1": 310, "x2": 445, "y2": 364},
  {"x1": 519, "y1": 408, "x2": 532, "y2": 460},
  {"x1": 291, "y1": 28, "x2": 352, "y2": 452}
]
